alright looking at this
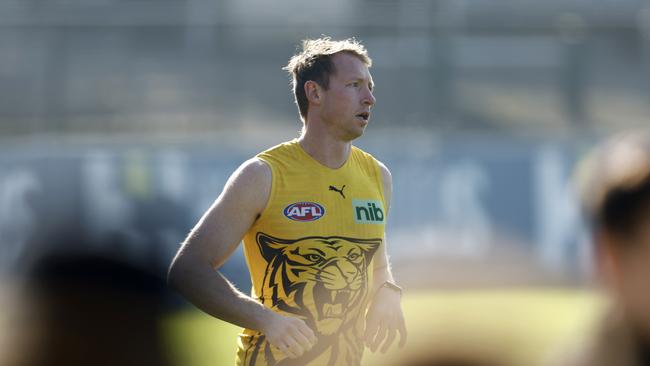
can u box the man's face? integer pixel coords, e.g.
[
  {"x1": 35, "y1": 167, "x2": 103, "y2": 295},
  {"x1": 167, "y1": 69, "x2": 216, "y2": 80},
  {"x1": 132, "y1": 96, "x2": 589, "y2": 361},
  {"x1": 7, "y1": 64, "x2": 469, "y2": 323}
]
[
  {"x1": 318, "y1": 52, "x2": 376, "y2": 141},
  {"x1": 603, "y1": 213, "x2": 650, "y2": 338}
]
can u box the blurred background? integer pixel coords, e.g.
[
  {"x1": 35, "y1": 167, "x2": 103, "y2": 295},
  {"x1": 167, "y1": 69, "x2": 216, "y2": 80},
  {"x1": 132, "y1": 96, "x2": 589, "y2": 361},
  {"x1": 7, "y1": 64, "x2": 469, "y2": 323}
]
[{"x1": 1, "y1": 0, "x2": 649, "y2": 365}]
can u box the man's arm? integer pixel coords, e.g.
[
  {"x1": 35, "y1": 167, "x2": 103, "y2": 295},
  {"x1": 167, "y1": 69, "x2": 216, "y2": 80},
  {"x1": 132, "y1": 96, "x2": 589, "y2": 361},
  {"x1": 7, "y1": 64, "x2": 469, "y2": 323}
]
[
  {"x1": 371, "y1": 162, "x2": 396, "y2": 293},
  {"x1": 363, "y1": 161, "x2": 408, "y2": 353},
  {"x1": 167, "y1": 158, "x2": 316, "y2": 359}
]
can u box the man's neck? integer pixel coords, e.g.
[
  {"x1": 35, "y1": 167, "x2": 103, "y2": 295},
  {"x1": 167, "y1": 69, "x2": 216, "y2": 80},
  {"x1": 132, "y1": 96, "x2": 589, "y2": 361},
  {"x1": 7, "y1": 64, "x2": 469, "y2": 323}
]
[{"x1": 297, "y1": 123, "x2": 352, "y2": 169}]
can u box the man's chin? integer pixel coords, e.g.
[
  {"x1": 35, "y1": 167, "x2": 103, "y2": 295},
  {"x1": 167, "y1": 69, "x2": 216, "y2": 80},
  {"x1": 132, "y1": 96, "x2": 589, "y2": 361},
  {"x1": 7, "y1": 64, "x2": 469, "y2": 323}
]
[
  {"x1": 356, "y1": 118, "x2": 369, "y2": 129},
  {"x1": 346, "y1": 125, "x2": 366, "y2": 140}
]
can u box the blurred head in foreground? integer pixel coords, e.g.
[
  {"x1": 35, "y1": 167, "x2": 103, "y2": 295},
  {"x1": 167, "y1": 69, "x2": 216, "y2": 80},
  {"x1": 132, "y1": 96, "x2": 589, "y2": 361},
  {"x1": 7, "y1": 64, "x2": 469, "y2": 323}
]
[
  {"x1": 400, "y1": 354, "x2": 506, "y2": 366},
  {"x1": 7, "y1": 250, "x2": 171, "y2": 366},
  {"x1": 577, "y1": 130, "x2": 650, "y2": 363}
]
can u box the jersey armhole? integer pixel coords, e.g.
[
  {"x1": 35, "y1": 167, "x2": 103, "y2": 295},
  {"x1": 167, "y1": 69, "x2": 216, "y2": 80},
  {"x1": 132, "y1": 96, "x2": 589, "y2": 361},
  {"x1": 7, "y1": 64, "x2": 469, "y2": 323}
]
[
  {"x1": 370, "y1": 156, "x2": 389, "y2": 217},
  {"x1": 254, "y1": 155, "x2": 276, "y2": 224}
]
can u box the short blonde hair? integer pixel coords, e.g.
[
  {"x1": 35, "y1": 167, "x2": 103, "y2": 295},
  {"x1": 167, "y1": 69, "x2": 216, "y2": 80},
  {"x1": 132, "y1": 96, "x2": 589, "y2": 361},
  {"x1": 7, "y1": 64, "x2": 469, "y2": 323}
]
[{"x1": 283, "y1": 37, "x2": 372, "y2": 121}]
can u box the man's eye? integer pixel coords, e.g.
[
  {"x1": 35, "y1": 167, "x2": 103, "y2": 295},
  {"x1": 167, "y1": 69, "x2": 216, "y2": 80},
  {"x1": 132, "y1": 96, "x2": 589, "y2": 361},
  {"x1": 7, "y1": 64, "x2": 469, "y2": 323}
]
[
  {"x1": 350, "y1": 82, "x2": 359, "y2": 87},
  {"x1": 348, "y1": 253, "x2": 360, "y2": 260}
]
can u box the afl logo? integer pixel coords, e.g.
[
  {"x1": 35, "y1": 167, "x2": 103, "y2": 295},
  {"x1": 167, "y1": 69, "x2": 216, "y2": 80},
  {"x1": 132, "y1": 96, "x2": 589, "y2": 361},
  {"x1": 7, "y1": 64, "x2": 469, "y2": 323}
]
[{"x1": 284, "y1": 202, "x2": 325, "y2": 222}]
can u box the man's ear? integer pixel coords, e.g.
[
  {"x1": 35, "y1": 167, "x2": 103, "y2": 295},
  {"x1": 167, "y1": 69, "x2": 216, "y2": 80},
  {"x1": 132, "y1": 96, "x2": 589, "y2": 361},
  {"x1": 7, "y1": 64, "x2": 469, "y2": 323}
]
[{"x1": 304, "y1": 80, "x2": 321, "y2": 106}]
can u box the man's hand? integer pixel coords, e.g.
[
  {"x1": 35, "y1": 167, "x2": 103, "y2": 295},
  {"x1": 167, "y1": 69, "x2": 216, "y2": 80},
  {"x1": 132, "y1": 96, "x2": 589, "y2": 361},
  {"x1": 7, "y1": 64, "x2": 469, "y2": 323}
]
[
  {"x1": 363, "y1": 286, "x2": 407, "y2": 353},
  {"x1": 260, "y1": 311, "x2": 317, "y2": 359}
]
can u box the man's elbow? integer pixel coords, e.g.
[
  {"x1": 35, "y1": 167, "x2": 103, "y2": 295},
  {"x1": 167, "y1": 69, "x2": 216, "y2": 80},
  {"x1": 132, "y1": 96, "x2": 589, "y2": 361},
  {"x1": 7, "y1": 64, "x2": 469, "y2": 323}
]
[{"x1": 167, "y1": 250, "x2": 215, "y2": 290}]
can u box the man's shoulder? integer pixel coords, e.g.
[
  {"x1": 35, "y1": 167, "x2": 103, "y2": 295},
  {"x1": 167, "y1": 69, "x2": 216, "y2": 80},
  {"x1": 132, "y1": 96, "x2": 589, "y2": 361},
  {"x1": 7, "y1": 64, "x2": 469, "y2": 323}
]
[
  {"x1": 232, "y1": 157, "x2": 272, "y2": 187},
  {"x1": 237, "y1": 139, "x2": 301, "y2": 181},
  {"x1": 352, "y1": 145, "x2": 391, "y2": 179},
  {"x1": 257, "y1": 139, "x2": 297, "y2": 158}
]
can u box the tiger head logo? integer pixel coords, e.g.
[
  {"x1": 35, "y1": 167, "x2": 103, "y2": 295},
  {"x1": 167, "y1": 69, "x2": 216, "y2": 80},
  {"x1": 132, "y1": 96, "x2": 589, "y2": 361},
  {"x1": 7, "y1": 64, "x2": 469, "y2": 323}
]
[{"x1": 256, "y1": 232, "x2": 381, "y2": 336}]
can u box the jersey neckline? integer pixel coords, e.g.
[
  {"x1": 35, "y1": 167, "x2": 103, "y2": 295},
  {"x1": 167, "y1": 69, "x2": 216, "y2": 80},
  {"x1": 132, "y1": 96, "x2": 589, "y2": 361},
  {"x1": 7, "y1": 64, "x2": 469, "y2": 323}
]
[{"x1": 291, "y1": 138, "x2": 354, "y2": 172}]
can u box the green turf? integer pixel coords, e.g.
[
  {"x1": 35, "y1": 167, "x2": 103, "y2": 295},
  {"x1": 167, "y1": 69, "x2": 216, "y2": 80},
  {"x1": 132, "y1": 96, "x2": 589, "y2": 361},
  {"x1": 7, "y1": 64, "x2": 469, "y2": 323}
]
[{"x1": 163, "y1": 289, "x2": 604, "y2": 366}]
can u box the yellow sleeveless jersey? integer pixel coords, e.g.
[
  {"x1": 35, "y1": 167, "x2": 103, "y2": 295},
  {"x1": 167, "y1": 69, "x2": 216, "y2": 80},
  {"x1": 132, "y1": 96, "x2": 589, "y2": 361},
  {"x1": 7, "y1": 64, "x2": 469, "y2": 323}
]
[{"x1": 236, "y1": 139, "x2": 387, "y2": 366}]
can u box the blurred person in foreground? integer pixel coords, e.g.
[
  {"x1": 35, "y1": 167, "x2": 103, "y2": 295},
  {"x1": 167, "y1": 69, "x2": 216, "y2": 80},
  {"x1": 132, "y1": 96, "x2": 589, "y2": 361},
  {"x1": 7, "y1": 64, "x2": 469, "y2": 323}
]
[
  {"x1": 168, "y1": 37, "x2": 406, "y2": 365},
  {"x1": 563, "y1": 131, "x2": 650, "y2": 366},
  {"x1": 402, "y1": 356, "x2": 506, "y2": 366},
  {"x1": 396, "y1": 344, "x2": 509, "y2": 366},
  {"x1": 9, "y1": 250, "x2": 170, "y2": 366}
]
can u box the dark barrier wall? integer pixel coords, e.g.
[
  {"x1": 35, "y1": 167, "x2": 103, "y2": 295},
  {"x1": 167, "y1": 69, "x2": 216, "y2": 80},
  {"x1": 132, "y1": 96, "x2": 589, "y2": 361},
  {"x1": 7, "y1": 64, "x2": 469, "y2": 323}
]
[{"x1": 0, "y1": 134, "x2": 593, "y2": 291}]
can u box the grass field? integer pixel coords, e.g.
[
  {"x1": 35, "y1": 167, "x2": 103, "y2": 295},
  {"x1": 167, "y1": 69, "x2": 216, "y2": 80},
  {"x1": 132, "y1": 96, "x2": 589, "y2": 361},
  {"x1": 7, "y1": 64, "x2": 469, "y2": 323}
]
[{"x1": 163, "y1": 288, "x2": 604, "y2": 366}]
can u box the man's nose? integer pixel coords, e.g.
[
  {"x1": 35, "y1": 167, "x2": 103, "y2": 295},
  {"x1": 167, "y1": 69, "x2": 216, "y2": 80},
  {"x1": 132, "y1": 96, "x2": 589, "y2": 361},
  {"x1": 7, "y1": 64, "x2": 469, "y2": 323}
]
[{"x1": 363, "y1": 88, "x2": 376, "y2": 107}]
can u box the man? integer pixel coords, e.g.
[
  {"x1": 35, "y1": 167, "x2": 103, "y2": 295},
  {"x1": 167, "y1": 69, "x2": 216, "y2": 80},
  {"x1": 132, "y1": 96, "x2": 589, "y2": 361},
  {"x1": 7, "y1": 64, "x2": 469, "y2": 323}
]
[
  {"x1": 168, "y1": 37, "x2": 407, "y2": 365},
  {"x1": 564, "y1": 131, "x2": 650, "y2": 366}
]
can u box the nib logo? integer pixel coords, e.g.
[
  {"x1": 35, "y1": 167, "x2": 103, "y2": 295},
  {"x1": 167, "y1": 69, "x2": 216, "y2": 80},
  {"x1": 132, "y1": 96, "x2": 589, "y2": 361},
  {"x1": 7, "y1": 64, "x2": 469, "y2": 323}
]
[{"x1": 352, "y1": 199, "x2": 385, "y2": 224}]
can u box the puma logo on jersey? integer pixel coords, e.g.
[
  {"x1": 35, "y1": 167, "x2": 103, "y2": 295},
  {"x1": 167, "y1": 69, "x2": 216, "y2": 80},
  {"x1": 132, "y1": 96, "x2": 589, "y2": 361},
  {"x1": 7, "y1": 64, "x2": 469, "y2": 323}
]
[{"x1": 329, "y1": 185, "x2": 346, "y2": 199}]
